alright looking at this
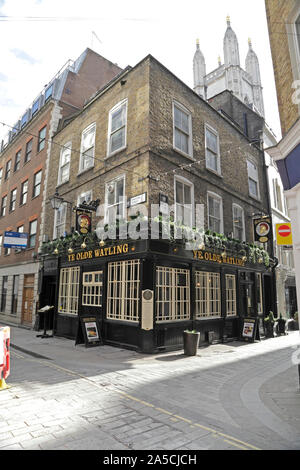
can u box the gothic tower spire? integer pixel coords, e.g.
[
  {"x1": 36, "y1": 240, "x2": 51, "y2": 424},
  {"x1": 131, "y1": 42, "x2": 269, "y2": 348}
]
[
  {"x1": 245, "y1": 38, "x2": 265, "y2": 117},
  {"x1": 193, "y1": 39, "x2": 206, "y2": 98},
  {"x1": 223, "y1": 16, "x2": 240, "y2": 67}
]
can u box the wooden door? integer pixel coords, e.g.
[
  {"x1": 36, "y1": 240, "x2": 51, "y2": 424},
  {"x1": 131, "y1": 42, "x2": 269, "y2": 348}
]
[{"x1": 22, "y1": 274, "x2": 35, "y2": 325}]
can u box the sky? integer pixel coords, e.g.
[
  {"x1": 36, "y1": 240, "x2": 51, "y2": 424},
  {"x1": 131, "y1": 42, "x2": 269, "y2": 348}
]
[{"x1": 0, "y1": 0, "x2": 281, "y2": 143}]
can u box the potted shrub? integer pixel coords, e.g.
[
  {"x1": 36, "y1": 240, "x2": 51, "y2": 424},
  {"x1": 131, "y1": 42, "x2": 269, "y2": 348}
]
[
  {"x1": 264, "y1": 311, "x2": 275, "y2": 338},
  {"x1": 183, "y1": 330, "x2": 200, "y2": 356},
  {"x1": 276, "y1": 314, "x2": 287, "y2": 335}
]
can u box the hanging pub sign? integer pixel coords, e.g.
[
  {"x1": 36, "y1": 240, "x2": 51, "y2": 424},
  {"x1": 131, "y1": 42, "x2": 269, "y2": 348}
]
[
  {"x1": 75, "y1": 315, "x2": 103, "y2": 348},
  {"x1": 76, "y1": 210, "x2": 92, "y2": 235},
  {"x1": 253, "y1": 216, "x2": 272, "y2": 243},
  {"x1": 240, "y1": 317, "x2": 259, "y2": 343}
]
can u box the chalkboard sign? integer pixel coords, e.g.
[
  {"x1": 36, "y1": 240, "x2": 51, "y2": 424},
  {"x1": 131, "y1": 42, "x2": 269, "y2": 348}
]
[
  {"x1": 75, "y1": 315, "x2": 103, "y2": 348},
  {"x1": 240, "y1": 318, "x2": 259, "y2": 343}
]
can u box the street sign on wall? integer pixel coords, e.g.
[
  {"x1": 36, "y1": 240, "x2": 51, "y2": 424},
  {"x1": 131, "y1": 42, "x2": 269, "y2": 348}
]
[
  {"x1": 3, "y1": 231, "x2": 28, "y2": 249},
  {"x1": 276, "y1": 223, "x2": 293, "y2": 246}
]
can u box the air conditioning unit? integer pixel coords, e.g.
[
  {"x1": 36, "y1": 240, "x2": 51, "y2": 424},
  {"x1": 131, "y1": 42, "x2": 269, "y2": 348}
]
[{"x1": 141, "y1": 290, "x2": 154, "y2": 331}]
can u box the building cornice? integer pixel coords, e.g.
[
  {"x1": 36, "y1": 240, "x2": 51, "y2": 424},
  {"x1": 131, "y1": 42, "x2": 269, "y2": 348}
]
[{"x1": 266, "y1": 118, "x2": 300, "y2": 160}]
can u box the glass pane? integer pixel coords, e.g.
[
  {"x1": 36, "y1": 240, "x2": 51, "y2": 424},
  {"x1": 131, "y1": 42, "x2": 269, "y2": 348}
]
[
  {"x1": 176, "y1": 181, "x2": 183, "y2": 204},
  {"x1": 82, "y1": 127, "x2": 95, "y2": 151},
  {"x1": 110, "y1": 128, "x2": 125, "y2": 153},
  {"x1": 116, "y1": 178, "x2": 124, "y2": 200},
  {"x1": 206, "y1": 129, "x2": 218, "y2": 153},
  {"x1": 206, "y1": 149, "x2": 217, "y2": 171},
  {"x1": 184, "y1": 184, "x2": 191, "y2": 204},
  {"x1": 111, "y1": 105, "x2": 125, "y2": 132},
  {"x1": 249, "y1": 178, "x2": 258, "y2": 197}
]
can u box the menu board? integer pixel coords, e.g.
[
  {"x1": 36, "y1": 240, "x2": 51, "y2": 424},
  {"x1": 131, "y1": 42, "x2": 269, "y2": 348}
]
[
  {"x1": 75, "y1": 315, "x2": 103, "y2": 348},
  {"x1": 241, "y1": 318, "x2": 259, "y2": 343}
]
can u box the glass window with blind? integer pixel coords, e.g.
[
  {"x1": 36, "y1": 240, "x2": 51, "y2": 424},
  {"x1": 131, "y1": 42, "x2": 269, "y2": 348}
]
[
  {"x1": 53, "y1": 202, "x2": 67, "y2": 239},
  {"x1": 38, "y1": 126, "x2": 46, "y2": 152},
  {"x1": 25, "y1": 139, "x2": 33, "y2": 163},
  {"x1": 173, "y1": 102, "x2": 192, "y2": 157},
  {"x1": 225, "y1": 274, "x2": 237, "y2": 317},
  {"x1": 107, "y1": 260, "x2": 140, "y2": 322},
  {"x1": 79, "y1": 123, "x2": 96, "y2": 172},
  {"x1": 33, "y1": 170, "x2": 42, "y2": 198},
  {"x1": 232, "y1": 204, "x2": 245, "y2": 241},
  {"x1": 175, "y1": 178, "x2": 193, "y2": 227},
  {"x1": 208, "y1": 193, "x2": 223, "y2": 234},
  {"x1": 82, "y1": 271, "x2": 103, "y2": 307},
  {"x1": 20, "y1": 180, "x2": 28, "y2": 205},
  {"x1": 195, "y1": 271, "x2": 221, "y2": 319},
  {"x1": 1, "y1": 195, "x2": 7, "y2": 217},
  {"x1": 14, "y1": 150, "x2": 21, "y2": 172},
  {"x1": 205, "y1": 125, "x2": 220, "y2": 174},
  {"x1": 58, "y1": 267, "x2": 80, "y2": 315},
  {"x1": 58, "y1": 142, "x2": 71, "y2": 185},
  {"x1": 107, "y1": 99, "x2": 127, "y2": 156},
  {"x1": 156, "y1": 267, "x2": 190, "y2": 322},
  {"x1": 29, "y1": 219, "x2": 37, "y2": 248},
  {"x1": 105, "y1": 176, "x2": 125, "y2": 224},
  {"x1": 247, "y1": 160, "x2": 260, "y2": 199},
  {"x1": 9, "y1": 188, "x2": 17, "y2": 212}
]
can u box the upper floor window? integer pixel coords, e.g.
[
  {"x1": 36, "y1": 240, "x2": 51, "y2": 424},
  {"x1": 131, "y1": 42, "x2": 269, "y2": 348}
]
[
  {"x1": 208, "y1": 192, "x2": 223, "y2": 234},
  {"x1": 296, "y1": 14, "x2": 300, "y2": 55},
  {"x1": 174, "y1": 177, "x2": 193, "y2": 227},
  {"x1": 5, "y1": 160, "x2": 11, "y2": 180},
  {"x1": 14, "y1": 150, "x2": 21, "y2": 172},
  {"x1": 272, "y1": 178, "x2": 283, "y2": 213},
  {"x1": 232, "y1": 204, "x2": 245, "y2": 241},
  {"x1": 20, "y1": 180, "x2": 28, "y2": 205},
  {"x1": 25, "y1": 139, "x2": 33, "y2": 164},
  {"x1": 105, "y1": 175, "x2": 125, "y2": 224},
  {"x1": 58, "y1": 142, "x2": 71, "y2": 185},
  {"x1": 205, "y1": 125, "x2": 221, "y2": 174},
  {"x1": 53, "y1": 203, "x2": 67, "y2": 239},
  {"x1": 173, "y1": 101, "x2": 192, "y2": 157},
  {"x1": 33, "y1": 170, "x2": 42, "y2": 198},
  {"x1": 37, "y1": 126, "x2": 46, "y2": 152},
  {"x1": 0, "y1": 168, "x2": 3, "y2": 186},
  {"x1": 0, "y1": 195, "x2": 7, "y2": 217},
  {"x1": 45, "y1": 84, "x2": 53, "y2": 102},
  {"x1": 107, "y1": 99, "x2": 127, "y2": 156},
  {"x1": 77, "y1": 190, "x2": 92, "y2": 207},
  {"x1": 9, "y1": 188, "x2": 17, "y2": 212},
  {"x1": 247, "y1": 160, "x2": 260, "y2": 199},
  {"x1": 29, "y1": 219, "x2": 38, "y2": 248},
  {"x1": 79, "y1": 123, "x2": 96, "y2": 172}
]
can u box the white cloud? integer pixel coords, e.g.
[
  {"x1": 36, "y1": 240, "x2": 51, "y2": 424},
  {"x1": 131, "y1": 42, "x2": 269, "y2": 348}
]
[{"x1": 0, "y1": 0, "x2": 281, "y2": 142}]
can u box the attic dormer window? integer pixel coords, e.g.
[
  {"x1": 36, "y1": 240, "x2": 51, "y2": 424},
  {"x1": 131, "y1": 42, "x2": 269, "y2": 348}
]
[{"x1": 45, "y1": 84, "x2": 53, "y2": 102}]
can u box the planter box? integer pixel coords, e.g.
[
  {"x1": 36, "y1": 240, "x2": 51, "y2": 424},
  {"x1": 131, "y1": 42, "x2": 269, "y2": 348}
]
[{"x1": 183, "y1": 331, "x2": 200, "y2": 356}]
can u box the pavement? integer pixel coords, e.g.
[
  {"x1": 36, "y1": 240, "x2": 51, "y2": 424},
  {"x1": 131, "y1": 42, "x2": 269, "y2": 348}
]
[{"x1": 0, "y1": 325, "x2": 300, "y2": 451}]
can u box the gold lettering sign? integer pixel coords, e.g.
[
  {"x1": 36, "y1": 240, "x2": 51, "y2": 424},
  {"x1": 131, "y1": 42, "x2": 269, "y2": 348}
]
[
  {"x1": 68, "y1": 244, "x2": 130, "y2": 262},
  {"x1": 193, "y1": 250, "x2": 245, "y2": 267}
]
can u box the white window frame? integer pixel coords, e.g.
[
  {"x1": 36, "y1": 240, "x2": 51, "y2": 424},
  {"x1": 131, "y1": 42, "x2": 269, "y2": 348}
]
[
  {"x1": 107, "y1": 99, "x2": 128, "y2": 157},
  {"x1": 104, "y1": 175, "x2": 126, "y2": 224},
  {"x1": 29, "y1": 219, "x2": 38, "y2": 248},
  {"x1": 53, "y1": 202, "x2": 67, "y2": 239},
  {"x1": 172, "y1": 100, "x2": 193, "y2": 158},
  {"x1": 174, "y1": 175, "x2": 194, "y2": 227},
  {"x1": 272, "y1": 178, "x2": 283, "y2": 213},
  {"x1": 205, "y1": 124, "x2": 221, "y2": 175},
  {"x1": 82, "y1": 271, "x2": 103, "y2": 307},
  {"x1": 58, "y1": 267, "x2": 80, "y2": 315},
  {"x1": 257, "y1": 273, "x2": 263, "y2": 315},
  {"x1": 232, "y1": 203, "x2": 245, "y2": 241},
  {"x1": 156, "y1": 266, "x2": 190, "y2": 322},
  {"x1": 77, "y1": 190, "x2": 93, "y2": 207},
  {"x1": 195, "y1": 271, "x2": 221, "y2": 319},
  {"x1": 225, "y1": 274, "x2": 237, "y2": 317},
  {"x1": 58, "y1": 142, "x2": 72, "y2": 185},
  {"x1": 247, "y1": 159, "x2": 260, "y2": 200},
  {"x1": 79, "y1": 123, "x2": 96, "y2": 173},
  {"x1": 107, "y1": 260, "x2": 140, "y2": 322},
  {"x1": 207, "y1": 191, "x2": 223, "y2": 234},
  {"x1": 286, "y1": 5, "x2": 300, "y2": 89}
]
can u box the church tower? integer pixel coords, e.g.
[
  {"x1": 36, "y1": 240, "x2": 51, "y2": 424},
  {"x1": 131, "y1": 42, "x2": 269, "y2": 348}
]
[
  {"x1": 223, "y1": 17, "x2": 243, "y2": 100},
  {"x1": 245, "y1": 38, "x2": 265, "y2": 117},
  {"x1": 193, "y1": 39, "x2": 206, "y2": 98}
]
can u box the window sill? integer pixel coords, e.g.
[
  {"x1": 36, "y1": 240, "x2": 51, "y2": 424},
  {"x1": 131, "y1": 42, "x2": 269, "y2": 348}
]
[
  {"x1": 105, "y1": 145, "x2": 127, "y2": 159},
  {"x1": 173, "y1": 147, "x2": 194, "y2": 161},
  {"x1": 32, "y1": 194, "x2": 41, "y2": 200},
  {"x1": 56, "y1": 179, "x2": 70, "y2": 189},
  {"x1": 249, "y1": 193, "x2": 261, "y2": 202},
  {"x1": 206, "y1": 167, "x2": 223, "y2": 178},
  {"x1": 77, "y1": 166, "x2": 94, "y2": 177}
]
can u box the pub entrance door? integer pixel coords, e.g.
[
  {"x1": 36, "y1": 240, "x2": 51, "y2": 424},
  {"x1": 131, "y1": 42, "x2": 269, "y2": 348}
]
[{"x1": 240, "y1": 272, "x2": 256, "y2": 317}]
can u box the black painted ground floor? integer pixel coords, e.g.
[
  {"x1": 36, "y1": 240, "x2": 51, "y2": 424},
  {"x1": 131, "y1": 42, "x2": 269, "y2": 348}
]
[{"x1": 39, "y1": 239, "x2": 276, "y2": 353}]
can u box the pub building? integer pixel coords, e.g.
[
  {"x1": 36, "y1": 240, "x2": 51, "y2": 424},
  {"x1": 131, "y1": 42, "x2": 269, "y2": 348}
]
[
  {"x1": 40, "y1": 220, "x2": 276, "y2": 353},
  {"x1": 38, "y1": 54, "x2": 277, "y2": 352}
]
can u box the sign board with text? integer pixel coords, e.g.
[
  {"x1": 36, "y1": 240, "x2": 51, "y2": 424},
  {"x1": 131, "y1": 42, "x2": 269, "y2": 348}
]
[{"x1": 276, "y1": 223, "x2": 293, "y2": 246}]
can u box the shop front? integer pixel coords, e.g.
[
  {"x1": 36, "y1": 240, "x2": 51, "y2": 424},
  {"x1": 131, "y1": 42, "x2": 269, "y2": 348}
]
[{"x1": 39, "y1": 234, "x2": 275, "y2": 353}]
